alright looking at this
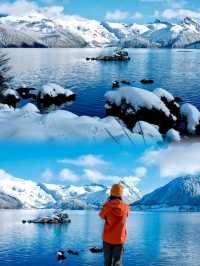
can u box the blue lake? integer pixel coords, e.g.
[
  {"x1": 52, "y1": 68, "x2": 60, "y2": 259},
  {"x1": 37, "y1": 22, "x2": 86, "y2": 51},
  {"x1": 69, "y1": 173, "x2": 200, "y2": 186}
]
[
  {"x1": 2, "y1": 48, "x2": 200, "y2": 117},
  {"x1": 0, "y1": 210, "x2": 200, "y2": 266}
]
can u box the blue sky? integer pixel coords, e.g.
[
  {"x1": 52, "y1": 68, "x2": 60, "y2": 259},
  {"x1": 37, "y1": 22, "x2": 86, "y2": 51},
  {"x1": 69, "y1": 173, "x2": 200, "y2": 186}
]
[
  {"x1": 0, "y1": 0, "x2": 199, "y2": 23},
  {"x1": 1, "y1": 141, "x2": 200, "y2": 194}
]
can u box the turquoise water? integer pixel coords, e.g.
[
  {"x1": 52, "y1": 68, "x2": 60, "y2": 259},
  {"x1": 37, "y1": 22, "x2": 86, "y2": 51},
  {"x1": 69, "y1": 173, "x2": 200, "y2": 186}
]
[
  {"x1": 0, "y1": 210, "x2": 200, "y2": 266},
  {"x1": 2, "y1": 48, "x2": 200, "y2": 117}
]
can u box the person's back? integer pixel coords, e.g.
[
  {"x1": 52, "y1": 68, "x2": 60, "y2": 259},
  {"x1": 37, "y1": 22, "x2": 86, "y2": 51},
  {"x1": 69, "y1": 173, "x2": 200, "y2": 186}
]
[{"x1": 99, "y1": 184, "x2": 129, "y2": 266}]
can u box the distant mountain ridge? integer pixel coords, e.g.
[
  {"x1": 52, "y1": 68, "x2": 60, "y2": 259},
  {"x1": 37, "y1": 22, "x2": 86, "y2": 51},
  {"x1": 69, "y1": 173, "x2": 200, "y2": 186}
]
[
  {"x1": 133, "y1": 175, "x2": 200, "y2": 211},
  {"x1": 0, "y1": 13, "x2": 200, "y2": 48},
  {"x1": 0, "y1": 174, "x2": 142, "y2": 209}
]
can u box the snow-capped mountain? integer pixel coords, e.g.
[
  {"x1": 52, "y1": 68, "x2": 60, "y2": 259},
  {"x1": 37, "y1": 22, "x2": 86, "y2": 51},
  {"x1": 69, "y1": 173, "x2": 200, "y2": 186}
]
[
  {"x1": 0, "y1": 13, "x2": 200, "y2": 48},
  {"x1": 0, "y1": 171, "x2": 142, "y2": 209},
  {"x1": 132, "y1": 175, "x2": 200, "y2": 211},
  {"x1": 0, "y1": 191, "x2": 22, "y2": 209}
]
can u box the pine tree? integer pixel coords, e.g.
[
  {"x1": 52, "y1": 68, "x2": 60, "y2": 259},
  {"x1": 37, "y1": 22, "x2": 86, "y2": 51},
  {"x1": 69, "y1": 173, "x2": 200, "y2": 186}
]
[{"x1": 0, "y1": 52, "x2": 12, "y2": 95}]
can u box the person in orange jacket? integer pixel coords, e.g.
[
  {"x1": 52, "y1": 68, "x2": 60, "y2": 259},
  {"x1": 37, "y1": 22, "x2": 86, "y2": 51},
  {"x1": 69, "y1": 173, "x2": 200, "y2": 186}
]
[{"x1": 99, "y1": 183, "x2": 129, "y2": 266}]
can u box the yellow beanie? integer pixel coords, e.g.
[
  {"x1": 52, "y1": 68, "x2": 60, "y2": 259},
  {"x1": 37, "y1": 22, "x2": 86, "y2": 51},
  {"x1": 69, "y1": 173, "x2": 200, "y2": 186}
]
[{"x1": 110, "y1": 184, "x2": 124, "y2": 197}]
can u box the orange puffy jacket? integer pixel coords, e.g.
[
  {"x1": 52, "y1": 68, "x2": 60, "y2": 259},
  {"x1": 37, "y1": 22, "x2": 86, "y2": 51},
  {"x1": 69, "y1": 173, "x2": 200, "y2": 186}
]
[{"x1": 99, "y1": 199, "x2": 129, "y2": 245}]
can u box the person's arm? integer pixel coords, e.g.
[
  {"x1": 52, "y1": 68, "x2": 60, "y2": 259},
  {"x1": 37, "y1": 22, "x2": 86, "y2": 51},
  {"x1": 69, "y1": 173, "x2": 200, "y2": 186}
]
[
  {"x1": 127, "y1": 205, "x2": 130, "y2": 217},
  {"x1": 99, "y1": 203, "x2": 108, "y2": 220}
]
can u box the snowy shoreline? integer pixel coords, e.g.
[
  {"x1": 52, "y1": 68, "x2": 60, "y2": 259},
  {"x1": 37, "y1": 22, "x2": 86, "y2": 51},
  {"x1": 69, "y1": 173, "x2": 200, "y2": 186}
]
[{"x1": 1, "y1": 84, "x2": 200, "y2": 143}]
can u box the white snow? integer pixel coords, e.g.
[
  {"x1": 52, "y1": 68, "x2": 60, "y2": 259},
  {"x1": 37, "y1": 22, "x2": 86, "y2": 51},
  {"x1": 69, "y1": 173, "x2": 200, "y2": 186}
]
[
  {"x1": 0, "y1": 170, "x2": 55, "y2": 208},
  {"x1": 0, "y1": 170, "x2": 142, "y2": 209},
  {"x1": 165, "y1": 128, "x2": 181, "y2": 142},
  {"x1": 1, "y1": 12, "x2": 200, "y2": 48},
  {"x1": 2, "y1": 89, "x2": 19, "y2": 98},
  {"x1": 153, "y1": 88, "x2": 174, "y2": 102},
  {"x1": 20, "y1": 103, "x2": 40, "y2": 113},
  {"x1": 0, "y1": 104, "x2": 14, "y2": 111},
  {"x1": 180, "y1": 103, "x2": 200, "y2": 134},
  {"x1": 0, "y1": 103, "x2": 153, "y2": 143},
  {"x1": 132, "y1": 121, "x2": 163, "y2": 142},
  {"x1": 40, "y1": 83, "x2": 74, "y2": 98},
  {"x1": 105, "y1": 86, "x2": 171, "y2": 116}
]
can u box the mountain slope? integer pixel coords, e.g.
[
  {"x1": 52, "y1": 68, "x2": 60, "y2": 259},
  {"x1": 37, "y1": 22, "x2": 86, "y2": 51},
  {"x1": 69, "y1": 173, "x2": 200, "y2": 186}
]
[
  {"x1": 0, "y1": 192, "x2": 22, "y2": 209},
  {"x1": 0, "y1": 172, "x2": 142, "y2": 209},
  {"x1": 132, "y1": 175, "x2": 200, "y2": 211},
  {"x1": 0, "y1": 13, "x2": 200, "y2": 48}
]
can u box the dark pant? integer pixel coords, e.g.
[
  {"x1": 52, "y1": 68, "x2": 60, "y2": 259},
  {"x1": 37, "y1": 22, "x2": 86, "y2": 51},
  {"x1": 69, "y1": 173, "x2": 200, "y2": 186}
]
[{"x1": 103, "y1": 241, "x2": 124, "y2": 266}]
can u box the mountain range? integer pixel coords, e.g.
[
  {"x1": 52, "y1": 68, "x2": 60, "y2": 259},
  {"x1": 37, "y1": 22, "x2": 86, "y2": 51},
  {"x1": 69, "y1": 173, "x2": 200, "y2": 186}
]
[
  {"x1": 133, "y1": 175, "x2": 200, "y2": 211},
  {"x1": 0, "y1": 13, "x2": 200, "y2": 48},
  {"x1": 0, "y1": 173, "x2": 142, "y2": 209}
]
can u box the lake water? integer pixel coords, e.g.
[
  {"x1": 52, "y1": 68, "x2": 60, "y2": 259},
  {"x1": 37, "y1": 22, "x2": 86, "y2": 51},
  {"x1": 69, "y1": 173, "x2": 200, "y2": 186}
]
[
  {"x1": 0, "y1": 210, "x2": 200, "y2": 266},
  {"x1": 2, "y1": 48, "x2": 200, "y2": 117}
]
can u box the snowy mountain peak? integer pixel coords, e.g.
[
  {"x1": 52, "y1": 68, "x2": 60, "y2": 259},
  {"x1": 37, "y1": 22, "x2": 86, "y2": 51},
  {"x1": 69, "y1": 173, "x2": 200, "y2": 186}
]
[
  {"x1": 0, "y1": 14, "x2": 200, "y2": 48},
  {"x1": 133, "y1": 175, "x2": 200, "y2": 211},
  {"x1": 0, "y1": 174, "x2": 142, "y2": 209}
]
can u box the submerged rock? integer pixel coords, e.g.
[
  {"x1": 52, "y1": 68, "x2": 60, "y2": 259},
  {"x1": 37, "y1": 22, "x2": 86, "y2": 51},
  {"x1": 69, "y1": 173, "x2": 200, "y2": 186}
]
[
  {"x1": 121, "y1": 80, "x2": 131, "y2": 85},
  {"x1": 67, "y1": 249, "x2": 79, "y2": 256},
  {"x1": 89, "y1": 247, "x2": 103, "y2": 253},
  {"x1": 140, "y1": 79, "x2": 154, "y2": 84}
]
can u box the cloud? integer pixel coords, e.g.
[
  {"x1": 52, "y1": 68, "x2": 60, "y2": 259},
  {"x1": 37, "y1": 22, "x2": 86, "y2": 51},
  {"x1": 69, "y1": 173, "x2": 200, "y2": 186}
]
[
  {"x1": 134, "y1": 167, "x2": 147, "y2": 178},
  {"x1": 161, "y1": 8, "x2": 200, "y2": 20},
  {"x1": 83, "y1": 168, "x2": 141, "y2": 185},
  {"x1": 59, "y1": 168, "x2": 79, "y2": 182},
  {"x1": 142, "y1": 143, "x2": 200, "y2": 178},
  {"x1": 0, "y1": 0, "x2": 64, "y2": 18},
  {"x1": 0, "y1": 0, "x2": 38, "y2": 16},
  {"x1": 131, "y1": 12, "x2": 143, "y2": 20},
  {"x1": 40, "y1": 168, "x2": 54, "y2": 182},
  {"x1": 58, "y1": 154, "x2": 107, "y2": 168},
  {"x1": 105, "y1": 10, "x2": 129, "y2": 21}
]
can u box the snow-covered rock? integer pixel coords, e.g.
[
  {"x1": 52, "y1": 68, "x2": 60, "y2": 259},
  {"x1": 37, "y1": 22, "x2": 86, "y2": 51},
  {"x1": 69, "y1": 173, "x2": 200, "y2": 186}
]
[
  {"x1": 2, "y1": 89, "x2": 19, "y2": 98},
  {"x1": 105, "y1": 86, "x2": 175, "y2": 133},
  {"x1": 132, "y1": 175, "x2": 200, "y2": 211},
  {"x1": 180, "y1": 103, "x2": 200, "y2": 134},
  {"x1": 105, "y1": 87, "x2": 170, "y2": 116},
  {"x1": 132, "y1": 121, "x2": 163, "y2": 142},
  {"x1": 0, "y1": 103, "x2": 14, "y2": 111},
  {"x1": 40, "y1": 83, "x2": 74, "y2": 99},
  {"x1": 165, "y1": 128, "x2": 181, "y2": 142},
  {"x1": 153, "y1": 88, "x2": 174, "y2": 102}
]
